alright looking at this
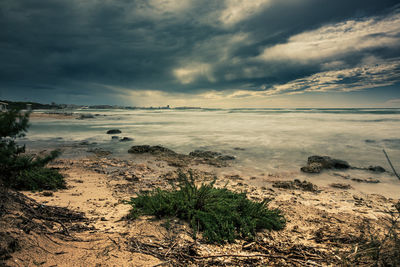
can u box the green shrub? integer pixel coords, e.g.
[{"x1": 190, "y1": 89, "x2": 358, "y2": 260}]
[
  {"x1": 12, "y1": 167, "x2": 66, "y2": 191},
  {"x1": 128, "y1": 172, "x2": 285, "y2": 244},
  {"x1": 0, "y1": 109, "x2": 64, "y2": 191}
]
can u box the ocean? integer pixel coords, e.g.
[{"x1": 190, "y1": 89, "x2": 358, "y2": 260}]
[{"x1": 23, "y1": 108, "x2": 400, "y2": 198}]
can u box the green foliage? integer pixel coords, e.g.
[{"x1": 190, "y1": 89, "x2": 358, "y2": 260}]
[
  {"x1": 128, "y1": 172, "x2": 285, "y2": 244},
  {"x1": 0, "y1": 109, "x2": 64, "y2": 190},
  {"x1": 0, "y1": 109, "x2": 29, "y2": 139},
  {"x1": 12, "y1": 167, "x2": 65, "y2": 191}
]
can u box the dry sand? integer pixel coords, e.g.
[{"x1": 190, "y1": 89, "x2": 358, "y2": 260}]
[{"x1": 4, "y1": 151, "x2": 398, "y2": 266}]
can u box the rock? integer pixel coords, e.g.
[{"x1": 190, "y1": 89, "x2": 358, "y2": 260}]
[
  {"x1": 307, "y1": 155, "x2": 350, "y2": 169},
  {"x1": 272, "y1": 181, "x2": 294, "y2": 189},
  {"x1": 368, "y1": 165, "x2": 386, "y2": 173},
  {"x1": 301, "y1": 155, "x2": 350, "y2": 173},
  {"x1": 189, "y1": 150, "x2": 235, "y2": 160},
  {"x1": 79, "y1": 140, "x2": 90, "y2": 145},
  {"x1": 111, "y1": 136, "x2": 119, "y2": 140},
  {"x1": 77, "y1": 113, "x2": 95, "y2": 119},
  {"x1": 128, "y1": 145, "x2": 176, "y2": 155},
  {"x1": 301, "y1": 162, "x2": 323, "y2": 173},
  {"x1": 333, "y1": 173, "x2": 380, "y2": 183},
  {"x1": 189, "y1": 150, "x2": 222, "y2": 158},
  {"x1": 330, "y1": 183, "x2": 352, "y2": 189},
  {"x1": 294, "y1": 179, "x2": 319, "y2": 192},
  {"x1": 272, "y1": 179, "x2": 319, "y2": 192},
  {"x1": 106, "y1": 129, "x2": 121, "y2": 134},
  {"x1": 233, "y1": 147, "x2": 245, "y2": 151},
  {"x1": 351, "y1": 177, "x2": 380, "y2": 184},
  {"x1": 120, "y1": 137, "x2": 134, "y2": 142},
  {"x1": 217, "y1": 155, "x2": 236, "y2": 160}
]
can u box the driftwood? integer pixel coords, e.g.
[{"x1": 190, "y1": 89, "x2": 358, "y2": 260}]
[
  {"x1": 129, "y1": 237, "x2": 335, "y2": 266},
  {"x1": 383, "y1": 149, "x2": 400, "y2": 180}
]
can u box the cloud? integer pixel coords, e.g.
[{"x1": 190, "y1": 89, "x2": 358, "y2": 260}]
[
  {"x1": 0, "y1": 0, "x2": 399, "y2": 105},
  {"x1": 259, "y1": 10, "x2": 400, "y2": 63},
  {"x1": 173, "y1": 63, "x2": 215, "y2": 84},
  {"x1": 219, "y1": 0, "x2": 272, "y2": 26},
  {"x1": 263, "y1": 59, "x2": 400, "y2": 95}
]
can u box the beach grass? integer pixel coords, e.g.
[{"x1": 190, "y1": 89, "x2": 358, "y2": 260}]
[{"x1": 127, "y1": 171, "x2": 285, "y2": 244}]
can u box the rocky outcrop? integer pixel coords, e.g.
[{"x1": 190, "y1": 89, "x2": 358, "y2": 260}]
[
  {"x1": 126, "y1": 146, "x2": 235, "y2": 168},
  {"x1": 106, "y1": 129, "x2": 121, "y2": 134},
  {"x1": 128, "y1": 145, "x2": 176, "y2": 155},
  {"x1": 272, "y1": 179, "x2": 320, "y2": 192},
  {"x1": 301, "y1": 155, "x2": 350, "y2": 173},
  {"x1": 307, "y1": 156, "x2": 350, "y2": 169}
]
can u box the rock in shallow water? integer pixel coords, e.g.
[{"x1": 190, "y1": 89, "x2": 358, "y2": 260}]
[
  {"x1": 106, "y1": 129, "x2": 121, "y2": 134},
  {"x1": 120, "y1": 137, "x2": 134, "y2": 142},
  {"x1": 128, "y1": 145, "x2": 176, "y2": 154},
  {"x1": 217, "y1": 155, "x2": 236, "y2": 160},
  {"x1": 77, "y1": 113, "x2": 95, "y2": 119},
  {"x1": 189, "y1": 150, "x2": 235, "y2": 160},
  {"x1": 301, "y1": 155, "x2": 350, "y2": 173},
  {"x1": 301, "y1": 162, "x2": 323, "y2": 173},
  {"x1": 329, "y1": 183, "x2": 352, "y2": 189},
  {"x1": 189, "y1": 150, "x2": 222, "y2": 158},
  {"x1": 368, "y1": 165, "x2": 386, "y2": 173},
  {"x1": 307, "y1": 155, "x2": 350, "y2": 169}
]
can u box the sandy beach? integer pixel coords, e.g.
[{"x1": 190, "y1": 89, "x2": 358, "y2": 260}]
[{"x1": 3, "y1": 120, "x2": 399, "y2": 266}]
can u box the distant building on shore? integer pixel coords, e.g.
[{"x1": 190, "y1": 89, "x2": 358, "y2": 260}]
[{"x1": 0, "y1": 102, "x2": 8, "y2": 112}]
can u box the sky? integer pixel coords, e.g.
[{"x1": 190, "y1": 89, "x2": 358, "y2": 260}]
[{"x1": 0, "y1": 0, "x2": 400, "y2": 108}]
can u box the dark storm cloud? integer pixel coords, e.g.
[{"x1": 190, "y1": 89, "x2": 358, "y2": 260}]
[{"x1": 0, "y1": 0, "x2": 399, "y2": 103}]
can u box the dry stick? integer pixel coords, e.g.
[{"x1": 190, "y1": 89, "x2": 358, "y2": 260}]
[
  {"x1": 192, "y1": 253, "x2": 315, "y2": 265},
  {"x1": 164, "y1": 240, "x2": 178, "y2": 257},
  {"x1": 383, "y1": 149, "x2": 400, "y2": 180},
  {"x1": 107, "y1": 236, "x2": 121, "y2": 250}
]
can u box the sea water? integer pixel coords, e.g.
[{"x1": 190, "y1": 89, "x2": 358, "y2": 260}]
[{"x1": 23, "y1": 108, "x2": 400, "y2": 198}]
